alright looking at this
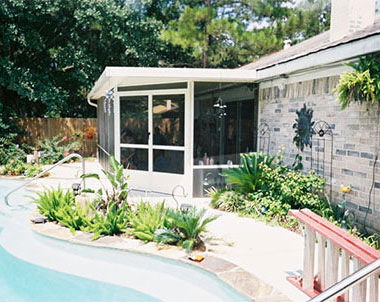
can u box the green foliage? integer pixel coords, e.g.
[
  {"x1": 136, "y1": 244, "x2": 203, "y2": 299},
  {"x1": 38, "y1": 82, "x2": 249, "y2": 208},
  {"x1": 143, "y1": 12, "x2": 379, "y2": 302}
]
[
  {"x1": 212, "y1": 156, "x2": 332, "y2": 229},
  {"x1": 0, "y1": 0, "x2": 189, "y2": 120},
  {"x1": 81, "y1": 156, "x2": 129, "y2": 212},
  {"x1": 38, "y1": 135, "x2": 81, "y2": 164},
  {"x1": 128, "y1": 202, "x2": 166, "y2": 242},
  {"x1": 161, "y1": 0, "x2": 330, "y2": 68},
  {"x1": 332, "y1": 200, "x2": 355, "y2": 230},
  {"x1": 155, "y1": 207, "x2": 218, "y2": 251},
  {"x1": 33, "y1": 187, "x2": 75, "y2": 221},
  {"x1": 0, "y1": 159, "x2": 26, "y2": 176},
  {"x1": 335, "y1": 53, "x2": 380, "y2": 109},
  {"x1": 24, "y1": 164, "x2": 44, "y2": 178},
  {"x1": 88, "y1": 201, "x2": 130, "y2": 240},
  {"x1": 0, "y1": 143, "x2": 27, "y2": 165},
  {"x1": 56, "y1": 202, "x2": 93, "y2": 235},
  {"x1": 222, "y1": 152, "x2": 276, "y2": 194},
  {"x1": 0, "y1": 158, "x2": 43, "y2": 177},
  {"x1": 335, "y1": 70, "x2": 376, "y2": 110}
]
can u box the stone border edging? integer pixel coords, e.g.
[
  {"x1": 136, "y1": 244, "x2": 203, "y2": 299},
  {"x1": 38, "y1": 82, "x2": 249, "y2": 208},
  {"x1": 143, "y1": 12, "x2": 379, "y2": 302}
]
[{"x1": 30, "y1": 217, "x2": 291, "y2": 302}]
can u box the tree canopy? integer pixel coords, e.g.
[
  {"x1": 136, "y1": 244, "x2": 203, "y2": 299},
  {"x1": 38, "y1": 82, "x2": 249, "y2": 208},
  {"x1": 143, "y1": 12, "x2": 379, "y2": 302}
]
[
  {"x1": 0, "y1": 0, "x2": 331, "y2": 124},
  {"x1": 0, "y1": 0, "x2": 189, "y2": 119}
]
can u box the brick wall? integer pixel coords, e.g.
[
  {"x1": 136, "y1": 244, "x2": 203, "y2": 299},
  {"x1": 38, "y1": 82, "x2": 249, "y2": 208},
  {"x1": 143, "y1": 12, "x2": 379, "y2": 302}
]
[{"x1": 258, "y1": 75, "x2": 380, "y2": 232}]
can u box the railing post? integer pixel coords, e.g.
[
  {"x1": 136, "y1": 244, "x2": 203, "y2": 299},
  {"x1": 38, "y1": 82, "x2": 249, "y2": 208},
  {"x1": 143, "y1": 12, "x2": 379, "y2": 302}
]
[
  {"x1": 369, "y1": 274, "x2": 379, "y2": 302},
  {"x1": 303, "y1": 226, "x2": 316, "y2": 291},
  {"x1": 340, "y1": 250, "x2": 350, "y2": 302},
  {"x1": 326, "y1": 240, "x2": 339, "y2": 293},
  {"x1": 317, "y1": 233, "x2": 326, "y2": 291},
  {"x1": 352, "y1": 259, "x2": 366, "y2": 302}
]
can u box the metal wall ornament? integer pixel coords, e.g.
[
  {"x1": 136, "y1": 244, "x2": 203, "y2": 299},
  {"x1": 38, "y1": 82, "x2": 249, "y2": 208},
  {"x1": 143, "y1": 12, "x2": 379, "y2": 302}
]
[
  {"x1": 310, "y1": 120, "x2": 334, "y2": 202},
  {"x1": 258, "y1": 122, "x2": 271, "y2": 154}
]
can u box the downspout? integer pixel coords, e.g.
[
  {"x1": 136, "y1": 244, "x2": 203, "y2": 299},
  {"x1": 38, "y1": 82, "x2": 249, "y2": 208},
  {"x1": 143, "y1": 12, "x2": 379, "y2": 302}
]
[{"x1": 87, "y1": 96, "x2": 97, "y2": 108}]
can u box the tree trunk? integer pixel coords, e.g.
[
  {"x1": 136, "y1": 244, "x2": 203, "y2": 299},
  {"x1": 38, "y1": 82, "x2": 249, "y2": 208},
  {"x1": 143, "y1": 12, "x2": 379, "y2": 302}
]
[{"x1": 203, "y1": 0, "x2": 211, "y2": 68}]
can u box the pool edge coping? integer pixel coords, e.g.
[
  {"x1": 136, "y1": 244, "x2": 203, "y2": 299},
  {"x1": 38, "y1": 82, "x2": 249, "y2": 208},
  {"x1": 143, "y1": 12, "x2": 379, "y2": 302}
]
[{"x1": 30, "y1": 217, "x2": 292, "y2": 302}]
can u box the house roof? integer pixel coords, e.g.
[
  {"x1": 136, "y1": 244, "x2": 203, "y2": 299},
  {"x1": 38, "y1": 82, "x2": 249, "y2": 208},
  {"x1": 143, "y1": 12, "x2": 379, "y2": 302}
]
[
  {"x1": 87, "y1": 67, "x2": 256, "y2": 100},
  {"x1": 241, "y1": 17, "x2": 380, "y2": 72}
]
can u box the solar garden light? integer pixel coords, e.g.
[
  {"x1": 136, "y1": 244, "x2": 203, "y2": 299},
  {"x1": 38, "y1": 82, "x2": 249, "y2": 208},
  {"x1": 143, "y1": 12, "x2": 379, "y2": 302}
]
[{"x1": 72, "y1": 183, "x2": 81, "y2": 196}]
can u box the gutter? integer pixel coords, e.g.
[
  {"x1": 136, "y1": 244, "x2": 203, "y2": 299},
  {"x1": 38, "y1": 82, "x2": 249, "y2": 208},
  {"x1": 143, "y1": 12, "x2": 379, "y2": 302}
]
[{"x1": 255, "y1": 31, "x2": 380, "y2": 81}]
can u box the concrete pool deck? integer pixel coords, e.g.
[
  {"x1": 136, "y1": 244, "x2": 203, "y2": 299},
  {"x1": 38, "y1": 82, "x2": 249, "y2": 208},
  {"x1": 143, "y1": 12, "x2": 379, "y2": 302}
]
[{"x1": 11, "y1": 160, "x2": 308, "y2": 302}]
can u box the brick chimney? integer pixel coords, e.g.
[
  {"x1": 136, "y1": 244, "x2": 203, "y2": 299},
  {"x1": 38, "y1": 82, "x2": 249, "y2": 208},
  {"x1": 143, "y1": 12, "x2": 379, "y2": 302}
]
[{"x1": 330, "y1": 0, "x2": 376, "y2": 42}]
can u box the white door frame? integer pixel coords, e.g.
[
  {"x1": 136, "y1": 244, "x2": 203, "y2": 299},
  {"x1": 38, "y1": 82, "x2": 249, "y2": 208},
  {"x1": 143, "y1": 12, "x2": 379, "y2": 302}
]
[{"x1": 114, "y1": 87, "x2": 192, "y2": 195}]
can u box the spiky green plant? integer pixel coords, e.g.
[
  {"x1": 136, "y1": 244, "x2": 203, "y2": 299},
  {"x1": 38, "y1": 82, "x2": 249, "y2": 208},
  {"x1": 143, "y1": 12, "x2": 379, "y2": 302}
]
[
  {"x1": 221, "y1": 152, "x2": 275, "y2": 194},
  {"x1": 88, "y1": 201, "x2": 129, "y2": 240},
  {"x1": 33, "y1": 187, "x2": 75, "y2": 221},
  {"x1": 56, "y1": 203, "x2": 93, "y2": 235},
  {"x1": 128, "y1": 201, "x2": 166, "y2": 242}
]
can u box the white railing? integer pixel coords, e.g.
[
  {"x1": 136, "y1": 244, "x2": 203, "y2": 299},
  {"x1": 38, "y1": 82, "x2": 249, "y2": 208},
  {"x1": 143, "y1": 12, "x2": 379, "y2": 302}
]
[
  {"x1": 289, "y1": 209, "x2": 380, "y2": 302},
  {"x1": 4, "y1": 153, "x2": 85, "y2": 207}
]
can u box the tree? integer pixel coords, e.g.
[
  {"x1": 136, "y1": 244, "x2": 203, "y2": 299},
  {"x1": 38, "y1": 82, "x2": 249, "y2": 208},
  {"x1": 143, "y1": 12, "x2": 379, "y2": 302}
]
[
  {"x1": 161, "y1": 0, "x2": 331, "y2": 68},
  {"x1": 0, "y1": 0, "x2": 189, "y2": 118}
]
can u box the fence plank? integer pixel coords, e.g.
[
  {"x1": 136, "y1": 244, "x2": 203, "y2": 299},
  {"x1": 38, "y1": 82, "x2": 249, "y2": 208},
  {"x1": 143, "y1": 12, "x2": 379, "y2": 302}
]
[{"x1": 17, "y1": 118, "x2": 97, "y2": 157}]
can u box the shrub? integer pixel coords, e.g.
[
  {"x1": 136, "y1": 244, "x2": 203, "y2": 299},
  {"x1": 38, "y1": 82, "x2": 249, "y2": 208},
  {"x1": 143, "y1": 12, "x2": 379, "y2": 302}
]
[
  {"x1": 0, "y1": 143, "x2": 27, "y2": 165},
  {"x1": 0, "y1": 159, "x2": 45, "y2": 178},
  {"x1": 211, "y1": 155, "x2": 332, "y2": 228},
  {"x1": 221, "y1": 152, "x2": 276, "y2": 193},
  {"x1": 129, "y1": 202, "x2": 166, "y2": 242},
  {"x1": 25, "y1": 164, "x2": 44, "y2": 178},
  {"x1": 155, "y1": 207, "x2": 218, "y2": 251},
  {"x1": 38, "y1": 135, "x2": 81, "y2": 164}
]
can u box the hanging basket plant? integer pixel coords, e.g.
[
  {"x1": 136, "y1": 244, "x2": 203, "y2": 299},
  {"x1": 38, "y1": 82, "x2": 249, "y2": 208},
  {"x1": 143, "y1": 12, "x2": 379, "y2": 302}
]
[{"x1": 335, "y1": 53, "x2": 380, "y2": 109}]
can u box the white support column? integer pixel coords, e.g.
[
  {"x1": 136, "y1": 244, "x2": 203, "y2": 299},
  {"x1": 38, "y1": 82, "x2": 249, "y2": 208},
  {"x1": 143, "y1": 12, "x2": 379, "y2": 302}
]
[
  {"x1": 326, "y1": 240, "x2": 339, "y2": 288},
  {"x1": 352, "y1": 259, "x2": 366, "y2": 302},
  {"x1": 114, "y1": 90, "x2": 121, "y2": 162},
  {"x1": 317, "y1": 233, "x2": 326, "y2": 291},
  {"x1": 340, "y1": 250, "x2": 350, "y2": 302},
  {"x1": 303, "y1": 226, "x2": 316, "y2": 290},
  {"x1": 369, "y1": 274, "x2": 379, "y2": 302}
]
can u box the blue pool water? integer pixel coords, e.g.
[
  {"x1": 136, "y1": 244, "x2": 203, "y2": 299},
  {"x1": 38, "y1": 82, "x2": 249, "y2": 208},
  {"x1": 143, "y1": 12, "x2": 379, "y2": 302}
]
[{"x1": 0, "y1": 179, "x2": 249, "y2": 302}]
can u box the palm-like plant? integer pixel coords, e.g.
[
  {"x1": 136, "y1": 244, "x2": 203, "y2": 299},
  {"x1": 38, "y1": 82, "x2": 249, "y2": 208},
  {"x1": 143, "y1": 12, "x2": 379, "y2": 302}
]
[
  {"x1": 222, "y1": 152, "x2": 275, "y2": 194},
  {"x1": 155, "y1": 207, "x2": 218, "y2": 251}
]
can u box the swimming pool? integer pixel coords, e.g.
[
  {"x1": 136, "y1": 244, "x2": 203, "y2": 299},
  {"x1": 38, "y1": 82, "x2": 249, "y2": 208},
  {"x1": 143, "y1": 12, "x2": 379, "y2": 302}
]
[{"x1": 0, "y1": 179, "x2": 249, "y2": 302}]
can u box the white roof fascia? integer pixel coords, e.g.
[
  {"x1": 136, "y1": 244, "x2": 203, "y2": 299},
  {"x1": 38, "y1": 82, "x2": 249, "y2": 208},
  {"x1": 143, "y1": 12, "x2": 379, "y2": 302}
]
[
  {"x1": 87, "y1": 67, "x2": 256, "y2": 100},
  {"x1": 256, "y1": 33, "x2": 380, "y2": 80}
]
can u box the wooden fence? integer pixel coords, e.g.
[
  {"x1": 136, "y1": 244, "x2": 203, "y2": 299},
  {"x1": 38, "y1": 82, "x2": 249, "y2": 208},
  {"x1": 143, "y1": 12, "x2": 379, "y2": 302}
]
[{"x1": 17, "y1": 118, "x2": 97, "y2": 157}]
